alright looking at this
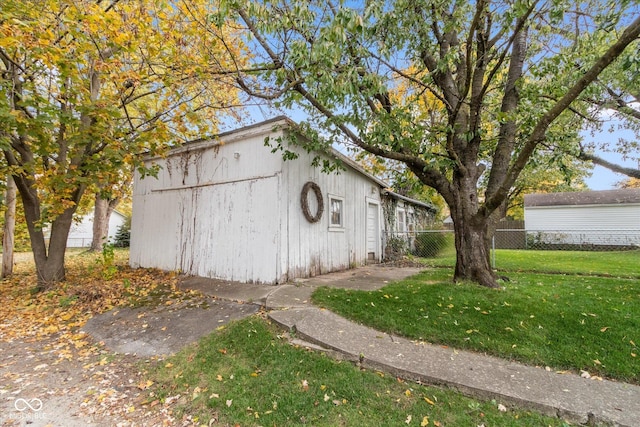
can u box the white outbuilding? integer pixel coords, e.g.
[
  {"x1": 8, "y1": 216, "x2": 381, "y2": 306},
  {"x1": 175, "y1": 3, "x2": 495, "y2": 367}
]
[
  {"x1": 63, "y1": 210, "x2": 128, "y2": 248},
  {"x1": 130, "y1": 117, "x2": 435, "y2": 284},
  {"x1": 523, "y1": 189, "x2": 640, "y2": 248}
]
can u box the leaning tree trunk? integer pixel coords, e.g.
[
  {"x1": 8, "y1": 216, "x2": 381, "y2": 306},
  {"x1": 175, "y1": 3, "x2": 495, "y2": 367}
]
[
  {"x1": 2, "y1": 176, "x2": 17, "y2": 278},
  {"x1": 13, "y1": 174, "x2": 84, "y2": 290},
  {"x1": 38, "y1": 209, "x2": 76, "y2": 286}
]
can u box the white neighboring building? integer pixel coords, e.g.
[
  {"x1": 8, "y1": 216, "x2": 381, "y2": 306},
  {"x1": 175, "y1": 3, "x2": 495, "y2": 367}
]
[
  {"x1": 130, "y1": 117, "x2": 435, "y2": 284},
  {"x1": 524, "y1": 189, "x2": 640, "y2": 248},
  {"x1": 66, "y1": 210, "x2": 128, "y2": 248}
]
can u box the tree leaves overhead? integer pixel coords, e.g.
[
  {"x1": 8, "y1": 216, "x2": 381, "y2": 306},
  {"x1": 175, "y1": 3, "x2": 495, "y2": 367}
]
[
  {"x1": 1, "y1": 0, "x2": 243, "y2": 215},
  {"x1": 220, "y1": 0, "x2": 638, "y2": 188},
  {"x1": 213, "y1": 0, "x2": 640, "y2": 287},
  {"x1": 1, "y1": 0, "x2": 245, "y2": 285}
]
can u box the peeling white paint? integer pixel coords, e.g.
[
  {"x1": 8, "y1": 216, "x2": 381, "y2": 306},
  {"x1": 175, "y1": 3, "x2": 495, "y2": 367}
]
[{"x1": 131, "y1": 118, "x2": 429, "y2": 284}]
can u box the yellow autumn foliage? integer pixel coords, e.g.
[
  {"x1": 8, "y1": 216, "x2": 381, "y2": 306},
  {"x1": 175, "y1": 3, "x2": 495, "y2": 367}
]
[{"x1": 0, "y1": 250, "x2": 192, "y2": 354}]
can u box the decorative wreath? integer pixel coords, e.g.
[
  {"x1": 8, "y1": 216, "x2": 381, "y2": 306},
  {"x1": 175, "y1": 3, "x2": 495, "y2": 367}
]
[{"x1": 301, "y1": 181, "x2": 324, "y2": 223}]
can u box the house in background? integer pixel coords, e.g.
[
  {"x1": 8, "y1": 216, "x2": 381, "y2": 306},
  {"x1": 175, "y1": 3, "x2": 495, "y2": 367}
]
[
  {"x1": 524, "y1": 189, "x2": 640, "y2": 248},
  {"x1": 65, "y1": 210, "x2": 128, "y2": 248},
  {"x1": 130, "y1": 117, "x2": 435, "y2": 284}
]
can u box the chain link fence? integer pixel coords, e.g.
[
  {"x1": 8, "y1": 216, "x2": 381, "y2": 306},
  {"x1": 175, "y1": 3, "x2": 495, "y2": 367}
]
[
  {"x1": 384, "y1": 229, "x2": 640, "y2": 261},
  {"x1": 383, "y1": 230, "x2": 455, "y2": 261}
]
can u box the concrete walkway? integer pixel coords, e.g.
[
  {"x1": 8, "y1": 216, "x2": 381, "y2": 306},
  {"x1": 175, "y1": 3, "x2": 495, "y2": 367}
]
[{"x1": 181, "y1": 266, "x2": 640, "y2": 427}]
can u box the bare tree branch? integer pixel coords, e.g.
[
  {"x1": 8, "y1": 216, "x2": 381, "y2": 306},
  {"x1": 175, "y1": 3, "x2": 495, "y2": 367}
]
[{"x1": 578, "y1": 150, "x2": 640, "y2": 179}]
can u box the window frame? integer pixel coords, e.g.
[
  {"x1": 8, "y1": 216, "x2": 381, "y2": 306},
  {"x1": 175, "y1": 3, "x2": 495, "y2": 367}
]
[
  {"x1": 328, "y1": 195, "x2": 345, "y2": 229},
  {"x1": 396, "y1": 207, "x2": 407, "y2": 233}
]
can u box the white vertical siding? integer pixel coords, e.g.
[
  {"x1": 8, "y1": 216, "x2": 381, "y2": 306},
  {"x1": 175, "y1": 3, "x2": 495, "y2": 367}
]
[
  {"x1": 131, "y1": 122, "x2": 384, "y2": 283},
  {"x1": 131, "y1": 128, "x2": 285, "y2": 283},
  {"x1": 281, "y1": 139, "x2": 382, "y2": 278}
]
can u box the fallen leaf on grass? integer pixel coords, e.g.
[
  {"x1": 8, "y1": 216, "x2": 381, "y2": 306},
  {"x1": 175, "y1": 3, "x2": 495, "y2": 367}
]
[
  {"x1": 137, "y1": 380, "x2": 154, "y2": 390},
  {"x1": 0, "y1": 252, "x2": 188, "y2": 363},
  {"x1": 192, "y1": 388, "x2": 203, "y2": 401}
]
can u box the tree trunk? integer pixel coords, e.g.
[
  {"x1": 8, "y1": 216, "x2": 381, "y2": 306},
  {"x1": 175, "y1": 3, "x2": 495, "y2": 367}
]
[
  {"x1": 41, "y1": 207, "x2": 76, "y2": 285},
  {"x1": 91, "y1": 194, "x2": 111, "y2": 251},
  {"x1": 451, "y1": 217, "x2": 499, "y2": 288},
  {"x1": 23, "y1": 195, "x2": 76, "y2": 289},
  {"x1": 91, "y1": 193, "x2": 120, "y2": 251},
  {"x1": 12, "y1": 173, "x2": 84, "y2": 290},
  {"x1": 2, "y1": 176, "x2": 17, "y2": 278}
]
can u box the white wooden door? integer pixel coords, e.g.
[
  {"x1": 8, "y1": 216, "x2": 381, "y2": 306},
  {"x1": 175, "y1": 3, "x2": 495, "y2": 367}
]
[{"x1": 366, "y1": 202, "x2": 379, "y2": 262}]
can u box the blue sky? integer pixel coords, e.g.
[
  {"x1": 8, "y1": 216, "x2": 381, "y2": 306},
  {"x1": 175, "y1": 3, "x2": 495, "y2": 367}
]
[
  {"x1": 230, "y1": 107, "x2": 637, "y2": 191},
  {"x1": 582, "y1": 125, "x2": 638, "y2": 190},
  {"x1": 587, "y1": 164, "x2": 631, "y2": 190}
]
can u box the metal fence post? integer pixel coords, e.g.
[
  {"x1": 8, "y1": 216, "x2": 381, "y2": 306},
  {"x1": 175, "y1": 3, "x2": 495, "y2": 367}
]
[{"x1": 492, "y1": 235, "x2": 496, "y2": 269}]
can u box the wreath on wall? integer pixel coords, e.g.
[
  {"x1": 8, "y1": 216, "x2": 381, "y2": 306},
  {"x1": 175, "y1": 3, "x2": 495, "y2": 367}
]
[{"x1": 301, "y1": 181, "x2": 324, "y2": 223}]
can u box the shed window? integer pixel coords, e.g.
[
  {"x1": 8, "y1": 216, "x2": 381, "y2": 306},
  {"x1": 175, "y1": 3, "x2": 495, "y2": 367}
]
[
  {"x1": 396, "y1": 208, "x2": 407, "y2": 232},
  {"x1": 329, "y1": 197, "x2": 344, "y2": 227}
]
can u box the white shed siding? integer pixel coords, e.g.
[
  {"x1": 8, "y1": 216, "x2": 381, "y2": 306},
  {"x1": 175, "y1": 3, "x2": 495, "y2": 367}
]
[
  {"x1": 131, "y1": 126, "x2": 286, "y2": 283},
  {"x1": 131, "y1": 118, "x2": 392, "y2": 284},
  {"x1": 281, "y1": 140, "x2": 381, "y2": 278}
]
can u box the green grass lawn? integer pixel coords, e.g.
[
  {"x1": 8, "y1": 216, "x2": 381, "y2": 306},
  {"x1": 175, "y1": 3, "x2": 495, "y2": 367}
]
[
  {"x1": 422, "y1": 243, "x2": 640, "y2": 279},
  {"x1": 312, "y1": 250, "x2": 640, "y2": 384},
  {"x1": 148, "y1": 317, "x2": 566, "y2": 426},
  {"x1": 494, "y1": 249, "x2": 640, "y2": 278}
]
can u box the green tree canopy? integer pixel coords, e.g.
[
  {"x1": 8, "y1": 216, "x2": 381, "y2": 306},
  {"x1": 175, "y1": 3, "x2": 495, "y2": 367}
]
[
  {"x1": 212, "y1": 0, "x2": 640, "y2": 287},
  {"x1": 0, "y1": 0, "x2": 244, "y2": 287}
]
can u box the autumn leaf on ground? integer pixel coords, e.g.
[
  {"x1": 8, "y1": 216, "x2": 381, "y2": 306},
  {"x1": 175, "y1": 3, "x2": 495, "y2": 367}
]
[{"x1": 0, "y1": 251, "x2": 200, "y2": 367}]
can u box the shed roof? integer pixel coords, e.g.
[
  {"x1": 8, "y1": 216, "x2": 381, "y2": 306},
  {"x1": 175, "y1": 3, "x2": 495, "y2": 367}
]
[
  {"x1": 174, "y1": 116, "x2": 436, "y2": 212},
  {"x1": 524, "y1": 189, "x2": 640, "y2": 207}
]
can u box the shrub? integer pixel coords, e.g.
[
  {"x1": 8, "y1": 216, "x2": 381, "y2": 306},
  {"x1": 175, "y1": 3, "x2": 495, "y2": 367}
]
[
  {"x1": 413, "y1": 231, "x2": 448, "y2": 258},
  {"x1": 384, "y1": 236, "x2": 408, "y2": 261},
  {"x1": 113, "y1": 217, "x2": 131, "y2": 248}
]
